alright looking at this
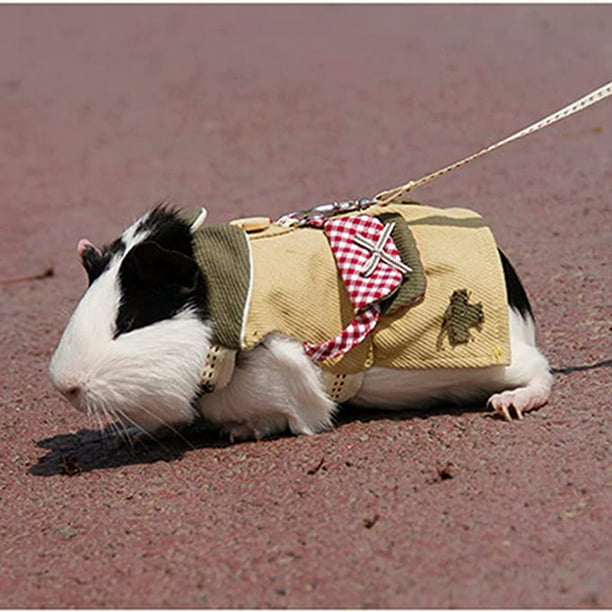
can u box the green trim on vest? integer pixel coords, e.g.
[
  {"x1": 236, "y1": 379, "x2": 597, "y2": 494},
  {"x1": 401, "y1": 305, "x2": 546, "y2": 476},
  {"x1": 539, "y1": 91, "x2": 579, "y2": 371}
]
[
  {"x1": 376, "y1": 211, "x2": 427, "y2": 315},
  {"x1": 191, "y1": 223, "x2": 250, "y2": 349}
]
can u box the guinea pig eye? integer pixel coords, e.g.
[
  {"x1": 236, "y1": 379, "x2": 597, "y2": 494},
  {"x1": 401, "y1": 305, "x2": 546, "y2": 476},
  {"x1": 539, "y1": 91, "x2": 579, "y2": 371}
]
[{"x1": 114, "y1": 313, "x2": 136, "y2": 338}]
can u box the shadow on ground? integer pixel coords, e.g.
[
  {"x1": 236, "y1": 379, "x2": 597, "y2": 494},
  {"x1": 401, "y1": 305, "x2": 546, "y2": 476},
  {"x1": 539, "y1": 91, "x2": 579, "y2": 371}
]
[
  {"x1": 29, "y1": 420, "x2": 230, "y2": 477},
  {"x1": 30, "y1": 402, "x2": 491, "y2": 477}
]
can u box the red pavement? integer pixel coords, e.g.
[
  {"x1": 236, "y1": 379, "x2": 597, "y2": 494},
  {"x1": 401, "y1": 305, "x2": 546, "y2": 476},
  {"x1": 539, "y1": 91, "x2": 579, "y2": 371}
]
[{"x1": 1, "y1": 5, "x2": 611, "y2": 608}]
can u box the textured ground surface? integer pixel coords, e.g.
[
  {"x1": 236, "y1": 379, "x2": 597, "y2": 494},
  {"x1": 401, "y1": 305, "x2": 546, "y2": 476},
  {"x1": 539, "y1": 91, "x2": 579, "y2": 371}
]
[{"x1": 1, "y1": 5, "x2": 611, "y2": 609}]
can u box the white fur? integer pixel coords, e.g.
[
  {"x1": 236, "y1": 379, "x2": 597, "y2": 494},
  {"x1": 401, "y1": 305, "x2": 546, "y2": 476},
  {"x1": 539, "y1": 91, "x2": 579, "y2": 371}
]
[
  {"x1": 198, "y1": 334, "x2": 336, "y2": 441},
  {"x1": 49, "y1": 217, "x2": 211, "y2": 435},
  {"x1": 196, "y1": 307, "x2": 552, "y2": 438}
]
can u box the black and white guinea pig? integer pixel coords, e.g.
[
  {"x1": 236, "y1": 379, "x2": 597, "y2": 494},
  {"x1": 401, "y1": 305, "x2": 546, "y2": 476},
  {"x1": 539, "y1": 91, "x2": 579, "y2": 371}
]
[{"x1": 49, "y1": 205, "x2": 553, "y2": 441}]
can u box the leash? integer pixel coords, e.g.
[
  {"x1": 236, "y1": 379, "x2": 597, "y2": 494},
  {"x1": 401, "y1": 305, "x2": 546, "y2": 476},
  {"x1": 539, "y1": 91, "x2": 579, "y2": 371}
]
[
  {"x1": 374, "y1": 80, "x2": 612, "y2": 205},
  {"x1": 196, "y1": 81, "x2": 611, "y2": 401}
]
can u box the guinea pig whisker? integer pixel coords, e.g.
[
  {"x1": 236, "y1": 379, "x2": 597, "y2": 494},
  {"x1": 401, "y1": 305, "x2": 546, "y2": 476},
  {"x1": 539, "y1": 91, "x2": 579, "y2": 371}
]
[
  {"x1": 94, "y1": 397, "x2": 130, "y2": 450},
  {"x1": 114, "y1": 407, "x2": 162, "y2": 445},
  {"x1": 103, "y1": 404, "x2": 135, "y2": 449},
  {"x1": 128, "y1": 404, "x2": 196, "y2": 451},
  {"x1": 88, "y1": 402, "x2": 108, "y2": 443},
  {"x1": 97, "y1": 403, "x2": 117, "y2": 448},
  {"x1": 105, "y1": 411, "x2": 127, "y2": 446},
  {"x1": 112, "y1": 407, "x2": 188, "y2": 457}
]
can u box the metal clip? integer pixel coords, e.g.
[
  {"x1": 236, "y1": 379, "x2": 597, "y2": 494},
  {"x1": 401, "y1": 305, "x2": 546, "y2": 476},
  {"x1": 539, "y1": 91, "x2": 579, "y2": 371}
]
[{"x1": 276, "y1": 198, "x2": 376, "y2": 227}]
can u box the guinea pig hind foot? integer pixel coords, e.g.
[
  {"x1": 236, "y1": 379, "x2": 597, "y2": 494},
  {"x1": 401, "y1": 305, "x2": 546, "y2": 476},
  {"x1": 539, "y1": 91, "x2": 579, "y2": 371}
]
[{"x1": 487, "y1": 370, "x2": 553, "y2": 421}]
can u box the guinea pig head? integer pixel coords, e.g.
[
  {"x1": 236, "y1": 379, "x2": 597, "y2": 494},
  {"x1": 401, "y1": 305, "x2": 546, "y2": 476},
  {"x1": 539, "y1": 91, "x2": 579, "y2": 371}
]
[{"x1": 49, "y1": 207, "x2": 212, "y2": 434}]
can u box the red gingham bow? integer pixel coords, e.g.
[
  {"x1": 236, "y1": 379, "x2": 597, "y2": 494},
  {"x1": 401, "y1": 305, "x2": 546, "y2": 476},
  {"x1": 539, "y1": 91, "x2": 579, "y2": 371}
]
[{"x1": 303, "y1": 215, "x2": 409, "y2": 362}]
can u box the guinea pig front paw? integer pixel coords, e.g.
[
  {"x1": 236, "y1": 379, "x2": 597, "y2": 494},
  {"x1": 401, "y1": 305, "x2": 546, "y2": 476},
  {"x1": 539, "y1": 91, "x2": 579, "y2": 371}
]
[{"x1": 225, "y1": 422, "x2": 265, "y2": 443}]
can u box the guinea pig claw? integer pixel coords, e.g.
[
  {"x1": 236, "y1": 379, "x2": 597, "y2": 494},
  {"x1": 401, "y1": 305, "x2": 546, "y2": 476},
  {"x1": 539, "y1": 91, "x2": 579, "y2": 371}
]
[{"x1": 487, "y1": 393, "x2": 523, "y2": 421}]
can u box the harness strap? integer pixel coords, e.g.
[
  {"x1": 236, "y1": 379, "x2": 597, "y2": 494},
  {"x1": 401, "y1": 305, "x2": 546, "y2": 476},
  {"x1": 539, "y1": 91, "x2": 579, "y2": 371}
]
[
  {"x1": 199, "y1": 345, "x2": 237, "y2": 392},
  {"x1": 321, "y1": 371, "x2": 365, "y2": 403},
  {"x1": 199, "y1": 344, "x2": 363, "y2": 403}
]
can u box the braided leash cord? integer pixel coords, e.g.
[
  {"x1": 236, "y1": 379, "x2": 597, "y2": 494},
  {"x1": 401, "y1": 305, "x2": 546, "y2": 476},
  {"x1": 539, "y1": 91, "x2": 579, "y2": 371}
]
[{"x1": 374, "y1": 80, "x2": 612, "y2": 206}]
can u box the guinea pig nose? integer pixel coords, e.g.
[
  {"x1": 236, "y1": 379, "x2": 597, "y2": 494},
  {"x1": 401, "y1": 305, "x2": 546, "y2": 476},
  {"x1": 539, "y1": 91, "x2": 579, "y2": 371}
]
[{"x1": 63, "y1": 385, "x2": 82, "y2": 400}]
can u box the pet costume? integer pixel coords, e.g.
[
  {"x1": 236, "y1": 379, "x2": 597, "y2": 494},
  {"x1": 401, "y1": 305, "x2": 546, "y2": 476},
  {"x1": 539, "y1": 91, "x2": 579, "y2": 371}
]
[{"x1": 187, "y1": 201, "x2": 510, "y2": 399}]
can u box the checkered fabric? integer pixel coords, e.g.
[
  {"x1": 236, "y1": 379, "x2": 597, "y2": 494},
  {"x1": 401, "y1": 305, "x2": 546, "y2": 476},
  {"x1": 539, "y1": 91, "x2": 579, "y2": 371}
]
[
  {"x1": 303, "y1": 214, "x2": 408, "y2": 362},
  {"x1": 323, "y1": 215, "x2": 405, "y2": 312},
  {"x1": 303, "y1": 303, "x2": 381, "y2": 362}
]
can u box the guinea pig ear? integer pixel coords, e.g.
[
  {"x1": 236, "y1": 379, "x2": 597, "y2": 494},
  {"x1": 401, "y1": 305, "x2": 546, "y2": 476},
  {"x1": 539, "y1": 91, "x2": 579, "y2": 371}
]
[
  {"x1": 121, "y1": 241, "x2": 200, "y2": 295},
  {"x1": 77, "y1": 238, "x2": 105, "y2": 284}
]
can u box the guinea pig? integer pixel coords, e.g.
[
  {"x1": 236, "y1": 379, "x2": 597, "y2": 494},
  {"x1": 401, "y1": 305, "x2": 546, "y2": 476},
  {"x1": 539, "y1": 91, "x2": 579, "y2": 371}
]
[{"x1": 49, "y1": 203, "x2": 553, "y2": 442}]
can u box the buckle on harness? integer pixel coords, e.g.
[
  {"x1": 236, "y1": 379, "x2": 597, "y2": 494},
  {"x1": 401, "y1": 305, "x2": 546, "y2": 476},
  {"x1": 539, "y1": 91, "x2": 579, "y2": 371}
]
[{"x1": 276, "y1": 198, "x2": 377, "y2": 228}]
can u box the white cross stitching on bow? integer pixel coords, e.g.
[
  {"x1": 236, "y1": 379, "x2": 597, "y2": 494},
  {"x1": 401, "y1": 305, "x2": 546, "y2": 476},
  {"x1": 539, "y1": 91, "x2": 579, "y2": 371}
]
[{"x1": 352, "y1": 222, "x2": 413, "y2": 277}]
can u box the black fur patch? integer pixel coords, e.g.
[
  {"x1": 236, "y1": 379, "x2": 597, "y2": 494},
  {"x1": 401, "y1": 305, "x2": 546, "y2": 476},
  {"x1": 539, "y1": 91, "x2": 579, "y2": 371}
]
[
  {"x1": 134, "y1": 204, "x2": 194, "y2": 258},
  {"x1": 114, "y1": 207, "x2": 208, "y2": 338},
  {"x1": 498, "y1": 249, "x2": 533, "y2": 319},
  {"x1": 83, "y1": 237, "x2": 125, "y2": 285}
]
